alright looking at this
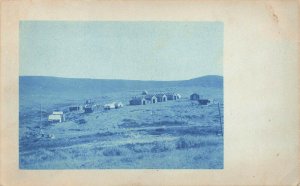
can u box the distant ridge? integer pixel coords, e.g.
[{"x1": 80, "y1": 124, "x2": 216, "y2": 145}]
[
  {"x1": 180, "y1": 75, "x2": 223, "y2": 88},
  {"x1": 20, "y1": 75, "x2": 223, "y2": 95}
]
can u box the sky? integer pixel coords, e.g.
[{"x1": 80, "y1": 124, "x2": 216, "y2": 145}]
[{"x1": 20, "y1": 21, "x2": 223, "y2": 81}]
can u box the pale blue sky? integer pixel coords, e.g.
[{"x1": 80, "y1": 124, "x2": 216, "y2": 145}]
[{"x1": 20, "y1": 21, "x2": 223, "y2": 81}]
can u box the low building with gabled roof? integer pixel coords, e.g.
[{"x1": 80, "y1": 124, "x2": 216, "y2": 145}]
[
  {"x1": 155, "y1": 93, "x2": 167, "y2": 102},
  {"x1": 129, "y1": 97, "x2": 147, "y2": 105},
  {"x1": 144, "y1": 94, "x2": 157, "y2": 104},
  {"x1": 166, "y1": 92, "x2": 177, "y2": 100}
]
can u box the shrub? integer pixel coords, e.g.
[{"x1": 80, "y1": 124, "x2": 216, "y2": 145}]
[
  {"x1": 151, "y1": 142, "x2": 170, "y2": 153},
  {"x1": 120, "y1": 157, "x2": 133, "y2": 163},
  {"x1": 102, "y1": 148, "x2": 122, "y2": 156},
  {"x1": 75, "y1": 119, "x2": 86, "y2": 124},
  {"x1": 176, "y1": 136, "x2": 222, "y2": 150},
  {"x1": 176, "y1": 137, "x2": 193, "y2": 149},
  {"x1": 126, "y1": 143, "x2": 150, "y2": 153}
]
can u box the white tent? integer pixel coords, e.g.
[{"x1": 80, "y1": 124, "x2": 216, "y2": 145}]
[
  {"x1": 115, "y1": 102, "x2": 124, "y2": 108},
  {"x1": 52, "y1": 111, "x2": 64, "y2": 115},
  {"x1": 104, "y1": 103, "x2": 116, "y2": 110},
  {"x1": 48, "y1": 114, "x2": 63, "y2": 123},
  {"x1": 48, "y1": 111, "x2": 65, "y2": 123}
]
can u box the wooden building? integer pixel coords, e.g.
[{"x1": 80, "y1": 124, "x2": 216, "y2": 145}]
[
  {"x1": 156, "y1": 94, "x2": 167, "y2": 102},
  {"x1": 190, "y1": 93, "x2": 200, "y2": 100},
  {"x1": 130, "y1": 97, "x2": 147, "y2": 105}
]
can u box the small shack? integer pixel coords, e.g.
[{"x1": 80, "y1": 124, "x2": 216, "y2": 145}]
[
  {"x1": 145, "y1": 95, "x2": 157, "y2": 104},
  {"x1": 69, "y1": 105, "x2": 82, "y2": 112},
  {"x1": 190, "y1": 93, "x2": 200, "y2": 100},
  {"x1": 166, "y1": 93, "x2": 177, "y2": 100},
  {"x1": 130, "y1": 97, "x2": 147, "y2": 105},
  {"x1": 156, "y1": 94, "x2": 167, "y2": 102},
  {"x1": 48, "y1": 115, "x2": 63, "y2": 123},
  {"x1": 48, "y1": 111, "x2": 65, "y2": 123}
]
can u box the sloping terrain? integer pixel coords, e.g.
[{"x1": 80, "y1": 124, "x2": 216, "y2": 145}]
[{"x1": 19, "y1": 76, "x2": 223, "y2": 169}]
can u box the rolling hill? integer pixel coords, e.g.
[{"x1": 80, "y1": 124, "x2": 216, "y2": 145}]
[{"x1": 19, "y1": 75, "x2": 223, "y2": 95}]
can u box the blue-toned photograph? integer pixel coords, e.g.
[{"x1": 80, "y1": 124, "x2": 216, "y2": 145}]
[{"x1": 19, "y1": 21, "x2": 224, "y2": 169}]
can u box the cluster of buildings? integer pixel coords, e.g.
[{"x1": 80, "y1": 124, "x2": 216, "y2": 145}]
[
  {"x1": 47, "y1": 91, "x2": 212, "y2": 123},
  {"x1": 47, "y1": 99, "x2": 123, "y2": 123},
  {"x1": 79, "y1": 99, "x2": 124, "y2": 113},
  {"x1": 129, "y1": 91, "x2": 181, "y2": 105}
]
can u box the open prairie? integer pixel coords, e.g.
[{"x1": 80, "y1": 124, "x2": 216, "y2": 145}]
[{"x1": 19, "y1": 76, "x2": 223, "y2": 169}]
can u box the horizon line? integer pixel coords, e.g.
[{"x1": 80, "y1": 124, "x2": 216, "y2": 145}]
[{"x1": 19, "y1": 74, "x2": 223, "y2": 82}]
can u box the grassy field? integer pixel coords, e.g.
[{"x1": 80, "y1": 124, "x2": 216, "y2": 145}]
[{"x1": 19, "y1": 86, "x2": 223, "y2": 169}]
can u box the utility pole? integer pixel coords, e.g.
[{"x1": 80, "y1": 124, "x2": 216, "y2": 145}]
[{"x1": 217, "y1": 102, "x2": 223, "y2": 136}]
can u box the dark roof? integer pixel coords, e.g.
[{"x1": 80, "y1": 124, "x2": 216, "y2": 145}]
[
  {"x1": 155, "y1": 93, "x2": 167, "y2": 97},
  {"x1": 131, "y1": 96, "x2": 146, "y2": 101},
  {"x1": 166, "y1": 92, "x2": 176, "y2": 96},
  {"x1": 144, "y1": 94, "x2": 156, "y2": 99}
]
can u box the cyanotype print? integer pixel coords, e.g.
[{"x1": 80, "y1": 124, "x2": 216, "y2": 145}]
[{"x1": 19, "y1": 22, "x2": 223, "y2": 169}]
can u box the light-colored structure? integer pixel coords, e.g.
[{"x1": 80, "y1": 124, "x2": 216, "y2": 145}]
[
  {"x1": 115, "y1": 102, "x2": 124, "y2": 108},
  {"x1": 176, "y1": 93, "x2": 182, "y2": 99},
  {"x1": 104, "y1": 103, "x2": 116, "y2": 110},
  {"x1": 48, "y1": 111, "x2": 65, "y2": 123},
  {"x1": 52, "y1": 111, "x2": 64, "y2": 115}
]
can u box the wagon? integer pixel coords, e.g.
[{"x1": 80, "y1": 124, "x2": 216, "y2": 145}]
[
  {"x1": 104, "y1": 103, "x2": 116, "y2": 110},
  {"x1": 198, "y1": 99, "x2": 211, "y2": 105}
]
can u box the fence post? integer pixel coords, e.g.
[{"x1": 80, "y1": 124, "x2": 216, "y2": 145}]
[{"x1": 217, "y1": 102, "x2": 223, "y2": 136}]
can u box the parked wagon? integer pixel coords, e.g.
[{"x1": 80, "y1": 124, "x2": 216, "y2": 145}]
[
  {"x1": 198, "y1": 99, "x2": 211, "y2": 105},
  {"x1": 104, "y1": 103, "x2": 116, "y2": 110}
]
